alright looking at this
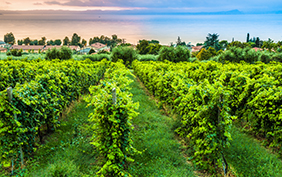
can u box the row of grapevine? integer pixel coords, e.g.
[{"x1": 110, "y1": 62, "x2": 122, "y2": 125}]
[
  {"x1": 86, "y1": 61, "x2": 139, "y2": 176},
  {"x1": 133, "y1": 60, "x2": 282, "y2": 173},
  {"x1": 0, "y1": 59, "x2": 108, "y2": 168},
  {"x1": 132, "y1": 60, "x2": 235, "y2": 173}
]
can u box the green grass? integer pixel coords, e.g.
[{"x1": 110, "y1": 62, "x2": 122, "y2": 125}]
[
  {"x1": 127, "y1": 74, "x2": 195, "y2": 177},
  {"x1": 21, "y1": 98, "x2": 101, "y2": 177},
  {"x1": 225, "y1": 126, "x2": 282, "y2": 177}
]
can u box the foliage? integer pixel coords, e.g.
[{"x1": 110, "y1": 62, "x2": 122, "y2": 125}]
[
  {"x1": 71, "y1": 33, "x2": 81, "y2": 46},
  {"x1": 63, "y1": 36, "x2": 70, "y2": 46},
  {"x1": 111, "y1": 46, "x2": 137, "y2": 67},
  {"x1": 138, "y1": 54, "x2": 158, "y2": 61},
  {"x1": 227, "y1": 41, "x2": 251, "y2": 49},
  {"x1": 132, "y1": 60, "x2": 235, "y2": 173},
  {"x1": 219, "y1": 40, "x2": 229, "y2": 50},
  {"x1": 98, "y1": 49, "x2": 110, "y2": 54},
  {"x1": 158, "y1": 46, "x2": 190, "y2": 62},
  {"x1": 218, "y1": 47, "x2": 260, "y2": 64},
  {"x1": 136, "y1": 40, "x2": 162, "y2": 55},
  {"x1": 262, "y1": 38, "x2": 276, "y2": 52},
  {"x1": 23, "y1": 37, "x2": 31, "y2": 45},
  {"x1": 196, "y1": 47, "x2": 217, "y2": 61},
  {"x1": 176, "y1": 36, "x2": 186, "y2": 46},
  {"x1": 203, "y1": 33, "x2": 221, "y2": 51},
  {"x1": 38, "y1": 37, "x2": 46, "y2": 45},
  {"x1": 45, "y1": 46, "x2": 72, "y2": 60},
  {"x1": 0, "y1": 59, "x2": 107, "y2": 169},
  {"x1": 88, "y1": 48, "x2": 95, "y2": 54},
  {"x1": 83, "y1": 54, "x2": 111, "y2": 61},
  {"x1": 6, "y1": 49, "x2": 23, "y2": 57},
  {"x1": 4, "y1": 32, "x2": 15, "y2": 45},
  {"x1": 86, "y1": 62, "x2": 139, "y2": 176},
  {"x1": 89, "y1": 34, "x2": 122, "y2": 47}
]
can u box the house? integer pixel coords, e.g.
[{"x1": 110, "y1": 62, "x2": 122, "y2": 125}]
[
  {"x1": 0, "y1": 41, "x2": 6, "y2": 48},
  {"x1": 9, "y1": 45, "x2": 44, "y2": 53},
  {"x1": 191, "y1": 46, "x2": 204, "y2": 53},
  {"x1": 90, "y1": 42, "x2": 110, "y2": 52},
  {"x1": 43, "y1": 45, "x2": 61, "y2": 51},
  {"x1": 0, "y1": 47, "x2": 7, "y2": 53},
  {"x1": 79, "y1": 48, "x2": 91, "y2": 54},
  {"x1": 66, "y1": 45, "x2": 80, "y2": 51},
  {"x1": 252, "y1": 47, "x2": 263, "y2": 52},
  {"x1": 42, "y1": 45, "x2": 80, "y2": 52}
]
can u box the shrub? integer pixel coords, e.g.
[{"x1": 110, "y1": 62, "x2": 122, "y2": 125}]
[
  {"x1": 272, "y1": 53, "x2": 282, "y2": 62},
  {"x1": 259, "y1": 51, "x2": 273, "y2": 63},
  {"x1": 138, "y1": 54, "x2": 158, "y2": 61},
  {"x1": 7, "y1": 49, "x2": 22, "y2": 57},
  {"x1": 59, "y1": 46, "x2": 72, "y2": 60},
  {"x1": 111, "y1": 46, "x2": 137, "y2": 67},
  {"x1": 196, "y1": 47, "x2": 217, "y2": 61},
  {"x1": 218, "y1": 47, "x2": 260, "y2": 63},
  {"x1": 45, "y1": 47, "x2": 72, "y2": 60},
  {"x1": 98, "y1": 49, "x2": 110, "y2": 54},
  {"x1": 158, "y1": 46, "x2": 190, "y2": 62},
  {"x1": 83, "y1": 54, "x2": 111, "y2": 61},
  {"x1": 88, "y1": 48, "x2": 95, "y2": 54}
]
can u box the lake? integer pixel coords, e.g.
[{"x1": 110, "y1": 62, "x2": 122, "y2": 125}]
[{"x1": 0, "y1": 13, "x2": 281, "y2": 45}]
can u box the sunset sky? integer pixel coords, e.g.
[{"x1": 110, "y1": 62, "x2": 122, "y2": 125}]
[{"x1": 1, "y1": 0, "x2": 282, "y2": 13}]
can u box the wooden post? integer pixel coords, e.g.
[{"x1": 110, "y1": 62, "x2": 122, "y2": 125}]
[
  {"x1": 112, "y1": 88, "x2": 116, "y2": 105},
  {"x1": 7, "y1": 87, "x2": 24, "y2": 168}
]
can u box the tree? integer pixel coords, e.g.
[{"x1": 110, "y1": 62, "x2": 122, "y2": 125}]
[
  {"x1": 82, "y1": 39, "x2": 87, "y2": 47},
  {"x1": 219, "y1": 40, "x2": 228, "y2": 50},
  {"x1": 54, "y1": 39, "x2": 62, "y2": 45},
  {"x1": 176, "y1": 36, "x2": 186, "y2": 46},
  {"x1": 63, "y1": 36, "x2": 70, "y2": 45},
  {"x1": 89, "y1": 38, "x2": 93, "y2": 45},
  {"x1": 47, "y1": 40, "x2": 54, "y2": 46},
  {"x1": 111, "y1": 46, "x2": 137, "y2": 67},
  {"x1": 18, "y1": 40, "x2": 23, "y2": 45},
  {"x1": 71, "y1": 33, "x2": 81, "y2": 46},
  {"x1": 30, "y1": 40, "x2": 38, "y2": 45},
  {"x1": 45, "y1": 46, "x2": 72, "y2": 60},
  {"x1": 196, "y1": 43, "x2": 203, "y2": 46},
  {"x1": 262, "y1": 38, "x2": 275, "y2": 52},
  {"x1": 136, "y1": 40, "x2": 150, "y2": 54},
  {"x1": 38, "y1": 37, "x2": 46, "y2": 45},
  {"x1": 203, "y1": 33, "x2": 221, "y2": 51},
  {"x1": 158, "y1": 46, "x2": 190, "y2": 62},
  {"x1": 4, "y1": 32, "x2": 15, "y2": 45},
  {"x1": 23, "y1": 37, "x2": 31, "y2": 45},
  {"x1": 196, "y1": 47, "x2": 217, "y2": 61},
  {"x1": 227, "y1": 41, "x2": 251, "y2": 49}
]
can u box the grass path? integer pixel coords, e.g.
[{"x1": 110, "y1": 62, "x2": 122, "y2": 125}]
[
  {"x1": 128, "y1": 74, "x2": 195, "y2": 177},
  {"x1": 225, "y1": 127, "x2": 282, "y2": 177}
]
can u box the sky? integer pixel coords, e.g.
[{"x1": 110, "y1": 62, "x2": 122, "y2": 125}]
[{"x1": 0, "y1": 0, "x2": 282, "y2": 13}]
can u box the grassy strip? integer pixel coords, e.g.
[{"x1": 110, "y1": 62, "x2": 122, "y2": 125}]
[
  {"x1": 225, "y1": 126, "x2": 282, "y2": 177},
  {"x1": 128, "y1": 74, "x2": 195, "y2": 177},
  {"x1": 20, "y1": 98, "x2": 101, "y2": 177}
]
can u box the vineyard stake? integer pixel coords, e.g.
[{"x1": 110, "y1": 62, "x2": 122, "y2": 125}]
[
  {"x1": 7, "y1": 87, "x2": 24, "y2": 169},
  {"x1": 112, "y1": 88, "x2": 117, "y2": 105}
]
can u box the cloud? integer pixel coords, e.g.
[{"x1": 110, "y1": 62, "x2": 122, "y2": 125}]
[
  {"x1": 45, "y1": 1, "x2": 62, "y2": 5},
  {"x1": 42, "y1": 0, "x2": 282, "y2": 12},
  {"x1": 33, "y1": 2, "x2": 43, "y2": 5}
]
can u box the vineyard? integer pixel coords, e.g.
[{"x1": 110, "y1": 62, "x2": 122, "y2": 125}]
[{"x1": 1, "y1": 58, "x2": 282, "y2": 176}]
